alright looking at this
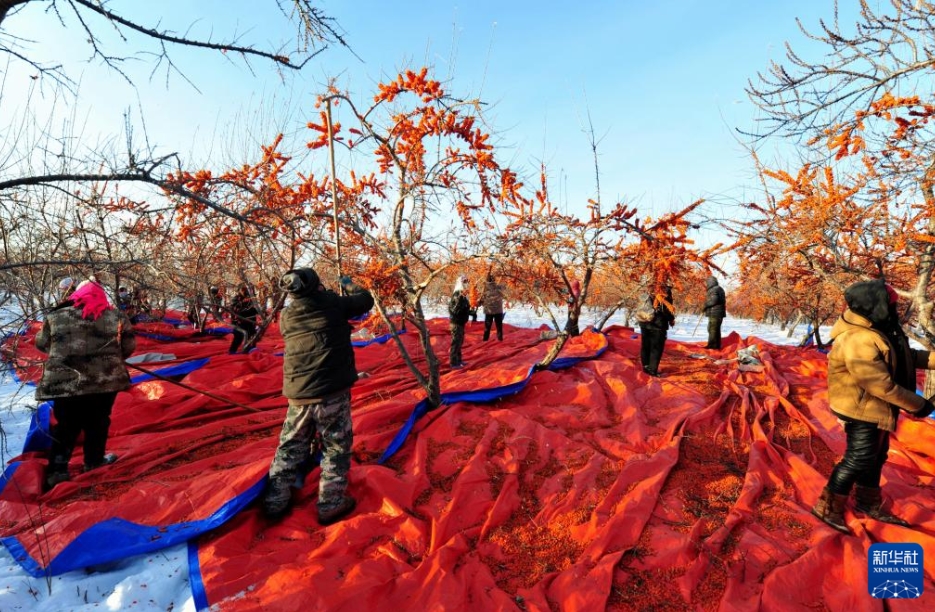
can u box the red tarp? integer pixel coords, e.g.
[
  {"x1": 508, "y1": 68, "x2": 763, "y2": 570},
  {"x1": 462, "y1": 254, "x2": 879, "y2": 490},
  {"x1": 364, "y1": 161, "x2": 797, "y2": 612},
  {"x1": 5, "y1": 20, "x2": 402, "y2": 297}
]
[{"x1": 2, "y1": 317, "x2": 934, "y2": 610}]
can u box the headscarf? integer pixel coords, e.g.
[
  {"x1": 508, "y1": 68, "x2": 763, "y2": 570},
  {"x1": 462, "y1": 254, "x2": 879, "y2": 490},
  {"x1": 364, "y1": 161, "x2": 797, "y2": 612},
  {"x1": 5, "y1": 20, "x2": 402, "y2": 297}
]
[
  {"x1": 454, "y1": 276, "x2": 468, "y2": 294},
  {"x1": 69, "y1": 280, "x2": 114, "y2": 321}
]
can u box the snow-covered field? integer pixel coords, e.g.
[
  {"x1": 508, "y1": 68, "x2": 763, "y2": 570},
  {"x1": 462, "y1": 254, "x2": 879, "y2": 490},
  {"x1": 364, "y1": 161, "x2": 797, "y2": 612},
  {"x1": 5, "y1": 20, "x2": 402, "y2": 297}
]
[{"x1": 0, "y1": 309, "x2": 826, "y2": 611}]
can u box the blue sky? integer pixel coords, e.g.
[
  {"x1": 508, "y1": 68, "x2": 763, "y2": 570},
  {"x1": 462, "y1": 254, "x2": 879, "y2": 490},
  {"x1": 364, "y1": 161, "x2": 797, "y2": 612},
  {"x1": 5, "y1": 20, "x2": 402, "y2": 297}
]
[{"x1": 3, "y1": 1, "x2": 855, "y2": 242}]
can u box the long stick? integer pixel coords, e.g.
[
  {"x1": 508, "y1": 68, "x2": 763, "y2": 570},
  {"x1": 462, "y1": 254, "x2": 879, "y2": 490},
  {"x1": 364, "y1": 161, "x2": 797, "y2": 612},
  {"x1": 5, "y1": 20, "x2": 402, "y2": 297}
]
[
  {"x1": 126, "y1": 362, "x2": 269, "y2": 414},
  {"x1": 326, "y1": 98, "x2": 343, "y2": 290},
  {"x1": 691, "y1": 313, "x2": 704, "y2": 337}
]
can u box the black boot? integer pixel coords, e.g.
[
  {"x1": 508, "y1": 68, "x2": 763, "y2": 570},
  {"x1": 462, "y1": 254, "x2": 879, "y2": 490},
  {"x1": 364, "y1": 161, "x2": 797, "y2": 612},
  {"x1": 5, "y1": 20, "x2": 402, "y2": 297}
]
[
  {"x1": 44, "y1": 456, "x2": 71, "y2": 492},
  {"x1": 855, "y1": 486, "x2": 909, "y2": 527},
  {"x1": 810, "y1": 487, "x2": 850, "y2": 534}
]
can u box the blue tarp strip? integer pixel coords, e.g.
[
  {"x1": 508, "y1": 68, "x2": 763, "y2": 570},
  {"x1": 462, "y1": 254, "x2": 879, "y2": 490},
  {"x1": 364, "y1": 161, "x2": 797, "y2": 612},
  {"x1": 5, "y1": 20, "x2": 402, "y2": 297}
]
[
  {"x1": 136, "y1": 327, "x2": 231, "y2": 342},
  {"x1": 188, "y1": 539, "x2": 211, "y2": 612},
  {"x1": 0, "y1": 462, "x2": 21, "y2": 497},
  {"x1": 378, "y1": 336, "x2": 608, "y2": 463},
  {"x1": 128, "y1": 358, "x2": 211, "y2": 384},
  {"x1": 18, "y1": 358, "x2": 211, "y2": 454},
  {"x1": 2, "y1": 476, "x2": 268, "y2": 578},
  {"x1": 21, "y1": 402, "x2": 52, "y2": 454}
]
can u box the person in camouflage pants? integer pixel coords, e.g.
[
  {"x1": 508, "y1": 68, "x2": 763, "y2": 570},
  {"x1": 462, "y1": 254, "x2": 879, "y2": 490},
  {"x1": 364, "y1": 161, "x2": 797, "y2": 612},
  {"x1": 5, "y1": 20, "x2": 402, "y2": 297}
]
[
  {"x1": 263, "y1": 268, "x2": 373, "y2": 524},
  {"x1": 265, "y1": 391, "x2": 352, "y2": 515}
]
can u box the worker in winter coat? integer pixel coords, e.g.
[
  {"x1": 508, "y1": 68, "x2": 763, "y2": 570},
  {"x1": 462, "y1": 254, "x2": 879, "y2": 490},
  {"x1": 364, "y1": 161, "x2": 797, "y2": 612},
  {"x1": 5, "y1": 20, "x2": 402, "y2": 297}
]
[
  {"x1": 263, "y1": 268, "x2": 374, "y2": 525},
  {"x1": 481, "y1": 274, "x2": 506, "y2": 341},
  {"x1": 36, "y1": 279, "x2": 136, "y2": 490},
  {"x1": 811, "y1": 279, "x2": 935, "y2": 533},
  {"x1": 639, "y1": 285, "x2": 675, "y2": 377},
  {"x1": 228, "y1": 284, "x2": 259, "y2": 354},
  {"x1": 703, "y1": 276, "x2": 726, "y2": 349},
  {"x1": 448, "y1": 276, "x2": 471, "y2": 368}
]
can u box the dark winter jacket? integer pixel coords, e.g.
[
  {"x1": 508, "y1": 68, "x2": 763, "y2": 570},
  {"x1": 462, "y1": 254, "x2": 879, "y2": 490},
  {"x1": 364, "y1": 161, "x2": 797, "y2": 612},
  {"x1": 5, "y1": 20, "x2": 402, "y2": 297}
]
[
  {"x1": 703, "y1": 276, "x2": 726, "y2": 318},
  {"x1": 280, "y1": 283, "x2": 374, "y2": 400},
  {"x1": 640, "y1": 288, "x2": 676, "y2": 331},
  {"x1": 231, "y1": 292, "x2": 259, "y2": 327},
  {"x1": 448, "y1": 291, "x2": 471, "y2": 325},
  {"x1": 827, "y1": 279, "x2": 935, "y2": 431},
  {"x1": 35, "y1": 304, "x2": 136, "y2": 400}
]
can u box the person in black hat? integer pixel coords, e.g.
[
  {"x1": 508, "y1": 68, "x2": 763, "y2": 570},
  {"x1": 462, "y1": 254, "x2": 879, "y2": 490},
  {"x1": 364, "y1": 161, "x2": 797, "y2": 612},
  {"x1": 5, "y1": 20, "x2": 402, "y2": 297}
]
[
  {"x1": 812, "y1": 279, "x2": 935, "y2": 533},
  {"x1": 262, "y1": 268, "x2": 373, "y2": 525}
]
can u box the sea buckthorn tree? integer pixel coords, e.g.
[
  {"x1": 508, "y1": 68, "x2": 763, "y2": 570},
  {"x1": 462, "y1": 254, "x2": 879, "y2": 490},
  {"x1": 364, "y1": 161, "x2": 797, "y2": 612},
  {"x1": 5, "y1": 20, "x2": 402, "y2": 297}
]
[{"x1": 305, "y1": 68, "x2": 524, "y2": 407}]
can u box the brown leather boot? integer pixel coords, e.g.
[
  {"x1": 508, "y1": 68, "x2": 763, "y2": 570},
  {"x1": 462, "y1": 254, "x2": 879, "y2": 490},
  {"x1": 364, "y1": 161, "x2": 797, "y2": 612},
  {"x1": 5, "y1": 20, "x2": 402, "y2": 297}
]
[
  {"x1": 810, "y1": 487, "x2": 850, "y2": 534},
  {"x1": 855, "y1": 486, "x2": 909, "y2": 527}
]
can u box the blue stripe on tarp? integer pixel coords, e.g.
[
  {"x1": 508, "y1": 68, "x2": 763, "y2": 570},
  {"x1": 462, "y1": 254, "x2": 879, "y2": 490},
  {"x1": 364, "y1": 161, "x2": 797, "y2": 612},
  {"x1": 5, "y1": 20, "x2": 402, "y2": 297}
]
[
  {"x1": 188, "y1": 538, "x2": 211, "y2": 612},
  {"x1": 378, "y1": 335, "x2": 608, "y2": 463},
  {"x1": 21, "y1": 401, "x2": 52, "y2": 453},
  {"x1": 135, "y1": 327, "x2": 231, "y2": 342},
  {"x1": 129, "y1": 358, "x2": 211, "y2": 384},
  {"x1": 19, "y1": 359, "x2": 212, "y2": 454},
  {"x1": 1, "y1": 476, "x2": 268, "y2": 578},
  {"x1": 0, "y1": 462, "x2": 21, "y2": 497}
]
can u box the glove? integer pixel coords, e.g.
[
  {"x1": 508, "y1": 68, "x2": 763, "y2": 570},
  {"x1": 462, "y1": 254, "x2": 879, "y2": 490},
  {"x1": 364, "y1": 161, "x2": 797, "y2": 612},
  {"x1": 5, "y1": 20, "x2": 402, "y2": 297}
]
[
  {"x1": 916, "y1": 399, "x2": 935, "y2": 419},
  {"x1": 339, "y1": 275, "x2": 353, "y2": 288}
]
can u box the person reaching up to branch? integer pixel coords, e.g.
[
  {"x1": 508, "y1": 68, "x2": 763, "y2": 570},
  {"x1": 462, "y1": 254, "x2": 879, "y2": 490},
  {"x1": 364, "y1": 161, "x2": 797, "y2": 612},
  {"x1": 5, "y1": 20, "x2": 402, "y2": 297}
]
[
  {"x1": 263, "y1": 268, "x2": 373, "y2": 524},
  {"x1": 638, "y1": 282, "x2": 675, "y2": 378}
]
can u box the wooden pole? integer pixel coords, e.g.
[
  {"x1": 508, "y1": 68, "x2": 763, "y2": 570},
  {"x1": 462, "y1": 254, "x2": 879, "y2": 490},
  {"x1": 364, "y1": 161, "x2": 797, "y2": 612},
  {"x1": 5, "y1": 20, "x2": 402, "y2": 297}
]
[
  {"x1": 326, "y1": 98, "x2": 343, "y2": 290},
  {"x1": 691, "y1": 313, "x2": 704, "y2": 337}
]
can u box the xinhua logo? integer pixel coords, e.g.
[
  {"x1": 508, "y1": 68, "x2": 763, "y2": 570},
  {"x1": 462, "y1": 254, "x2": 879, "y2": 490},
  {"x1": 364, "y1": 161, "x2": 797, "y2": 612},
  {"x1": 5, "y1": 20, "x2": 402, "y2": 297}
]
[{"x1": 867, "y1": 543, "x2": 924, "y2": 598}]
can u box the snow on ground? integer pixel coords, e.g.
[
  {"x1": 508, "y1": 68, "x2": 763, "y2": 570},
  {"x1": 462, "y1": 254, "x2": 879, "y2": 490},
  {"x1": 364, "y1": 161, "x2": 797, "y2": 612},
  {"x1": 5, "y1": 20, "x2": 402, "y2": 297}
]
[{"x1": 0, "y1": 308, "x2": 826, "y2": 611}]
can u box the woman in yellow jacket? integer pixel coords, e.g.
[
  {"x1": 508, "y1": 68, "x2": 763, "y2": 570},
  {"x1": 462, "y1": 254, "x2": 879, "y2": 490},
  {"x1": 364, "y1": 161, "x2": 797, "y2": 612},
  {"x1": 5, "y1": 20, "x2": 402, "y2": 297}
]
[{"x1": 812, "y1": 279, "x2": 935, "y2": 533}]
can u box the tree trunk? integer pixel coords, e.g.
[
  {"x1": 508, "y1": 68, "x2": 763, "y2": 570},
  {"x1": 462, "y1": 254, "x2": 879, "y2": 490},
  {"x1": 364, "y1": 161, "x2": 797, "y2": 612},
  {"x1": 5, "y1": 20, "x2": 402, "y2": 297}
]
[
  {"x1": 564, "y1": 304, "x2": 581, "y2": 337},
  {"x1": 537, "y1": 332, "x2": 569, "y2": 370},
  {"x1": 924, "y1": 371, "x2": 935, "y2": 401},
  {"x1": 786, "y1": 311, "x2": 803, "y2": 338},
  {"x1": 811, "y1": 318, "x2": 824, "y2": 348},
  {"x1": 595, "y1": 300, "x2": 625, "y2": 331}
]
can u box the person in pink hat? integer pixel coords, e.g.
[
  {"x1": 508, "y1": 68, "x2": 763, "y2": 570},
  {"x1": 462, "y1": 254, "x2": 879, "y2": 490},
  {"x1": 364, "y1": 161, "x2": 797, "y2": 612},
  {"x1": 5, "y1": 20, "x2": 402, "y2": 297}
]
[{"x1": 35, "y1": 279, "x2": 137, "y2": 490}]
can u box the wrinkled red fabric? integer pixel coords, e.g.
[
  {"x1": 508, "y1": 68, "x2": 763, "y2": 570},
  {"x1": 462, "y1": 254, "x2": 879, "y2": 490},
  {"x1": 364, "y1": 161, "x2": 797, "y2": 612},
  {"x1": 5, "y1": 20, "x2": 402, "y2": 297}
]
[{"x1": 3, "y1": 319, "x2": 934, "y2": 611}]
